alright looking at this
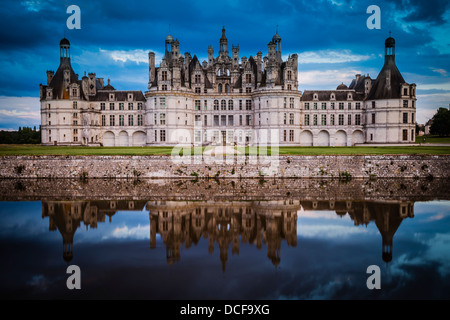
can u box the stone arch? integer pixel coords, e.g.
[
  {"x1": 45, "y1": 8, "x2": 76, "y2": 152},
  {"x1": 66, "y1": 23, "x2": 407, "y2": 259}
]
[
  {"x1": 132, "y1": 131, "x2": 146, "y2": 146},
  {"x1": 352, "y1": 130, "x2": 365, "y2": 145},
  {"x1": 317, "y1": 130, "x2": 330, "y2": 146},
  {"x1": 299, "y1": 130, "x2": 313, "y2": 146},
  {"x1": 118, "y1": 131, "x2": 129, "y2": 146},
  {"x1": 103, "y1": 131, "x2": 115, "y2": 147},
  {"x1": 335, "y1": 130, "x2": 347, "y2": 146}
]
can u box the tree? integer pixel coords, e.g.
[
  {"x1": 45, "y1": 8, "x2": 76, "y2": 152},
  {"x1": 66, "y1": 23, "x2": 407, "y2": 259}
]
[{"x1": 430, "y1": 108, "x2": 450, "y2": 136}]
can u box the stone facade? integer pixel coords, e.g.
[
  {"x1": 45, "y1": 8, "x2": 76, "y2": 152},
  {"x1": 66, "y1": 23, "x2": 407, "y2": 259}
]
[{"x1": 40, "y1": 30, "x2": 416, "y2": 146}]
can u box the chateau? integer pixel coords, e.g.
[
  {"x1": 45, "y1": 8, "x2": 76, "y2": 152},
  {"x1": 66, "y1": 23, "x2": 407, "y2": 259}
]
[{"x1": 40, "y1": 28, "x2": 417, "y2": 146}]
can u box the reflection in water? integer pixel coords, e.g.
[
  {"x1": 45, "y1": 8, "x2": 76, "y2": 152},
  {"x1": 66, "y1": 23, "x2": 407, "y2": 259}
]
[{"x1": 41, "y1": 198, "x2": 414, "y2": 268}]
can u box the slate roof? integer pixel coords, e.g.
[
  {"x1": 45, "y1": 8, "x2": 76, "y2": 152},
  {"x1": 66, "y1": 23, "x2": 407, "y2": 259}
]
[{"x1": 366, "y1": 56, "x2": 405, "y2": 100}]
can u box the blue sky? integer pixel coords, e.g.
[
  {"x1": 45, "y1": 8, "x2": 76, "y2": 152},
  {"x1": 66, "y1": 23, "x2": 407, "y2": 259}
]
[{"x1": 0, "y1": 0, "x2": 449, "y2": 130}]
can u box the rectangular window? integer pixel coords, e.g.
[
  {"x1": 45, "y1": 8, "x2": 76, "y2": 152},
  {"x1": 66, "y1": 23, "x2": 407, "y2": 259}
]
[
  {"x1": 372, "y1": 101, "x2": 376, "y2": 108},
  {"x1": 304, "y1": 102, "x2": 310, "y2": 110},
  {"x1": 162, "y1": 71, "x2": 168, "y2": 81},
  {"x1": 348, "y1": 103, "x2": 352, "y2": 110},
  {"x1": 313, "y1": 102, "x2": 317, "y2": 110},
  {"x1": 356, "y1": 102, "x2": 361, "y2": 110},
  {"x1": 138, "y1": 102, "x2": 143, "y2": 110},
  {"x1": 330, "y1": 114, "x2": 335, "y2": 125},
  {"x1": 160, "y1": 98, "x2": 166, "y2": 109},
  {"x1": 228, "y1": 115, "x2": 234, "y2": 126},
  {"x1": 204, "y1": 100, "x2": 208, "y2": 110},
  {"x1": 239, "y1": 100, "x2": 243, "y2": 110},
  {"x1": 119, "y1": 115, "x2": 124, "y2": 126},
  {"x1": 372, "y1": 113, "x2": 375, "y2": 124},
  {"x1": 221, "y1": 115, "x2": 226, "y2": 126},
  {"x1": 195, "y1": 87, "x2": 201, "y2": 94},
  {"x1": 339, "y1": 114, "x2": 344, "y2": 125},
  {"x1": 228, "y1": 100, "x2": 234, "y2": 110},
  {"x1": 289, "y1": 130, "x2": 294, "y2": 142},
  {"x1": 403, "y1": 100, "x2": 408, "y2": 108},
  {"x1": 284, "y1": 97, "x2": 287, "y2": 108},
  {"x1": 160, "y1": 130, "x2": 166, "y2": 142},
  {"x1": 119, "y1": 103, "x2": 124, "y2": 110},
  {"x1": 100, "y1": 103, "x2": 105, "y2": 110},
  {"x1": 290, "y1": 98, "x2": 294, "y2": 108},
  {"x1": 128, "y1": 115, "x2": 134, "y2": 126},
  {"x1": 204, "y1": 115, "x2": 208, "y2": 126},
  {"x1": 313, "y1": 114, "x2": 318, "y2": 125},
  {"x1": 246, "y1": 100, "x2": 252, "y2": 111},
  {"x1": 330, "y1": 102, "x2": 335, "y2": 110},
  {"x1": 239, "y1": 115, "x2": 243, "y2": 126},
  {"x1": 110, "y1": 115, "x2": 115, "y2": 126},
  {"x1": 73, "y1": 113, "x2": 78, "y2": 118},
  {"x1": 348, "y1": 114, "x2": 352, "y2": 125},
  {"x1": 138, "y1": 114, "x2": 143, "y2": 126},
  {"x1": 214, "y1": 100, "x2": 219, "y2": 110},
  {"x1": 304, "y1": 114, "x2": 310, "y2": 126},
  {"x1": 195, "y1": 100, "x2": 201, "y2": 110},
  {"x1": 403, "y1": 113, "x2": 408, "y2": 124},
  {"x1": 245, "y1": 87, "x2": 252, "y2": 93},
  {"x1": 289, "y1": 113, "x2": 294, "y2": 125},
  {"x1": 73, "y1": 101, "x2": 77, "y2": 109},
  {"x1": 246, "y1": 115, "x2": 252, "y2": 126},
  {"x1": 128, "y1": 103, "x2": 133, "y2": 110},
  {"x1": 321, "y1": 102, "x2": 326, "y2": 110},
  {"x1": 110, "y1": 103, "x2": 115, "y2": 110},
  {"x1": 101, "y1": 115, "x2": 106, "y2": 126},
  {"x1": 160, "y1": 113, "x2": 166, "y2": 125},
  {"x1": 412, "y1": 113, "x2": 415, "y2": 124},
  {"x1": 355, "y1": 114, "x2": 361, "y2": 126},
  {"x1": 321, "y1": 114, "x2": 327, "y2": 126},
  {"x1": 339, "y1": 102, "x2": 344, "y2": 110},
  {"x1": 402, "y1": 129, "x2": 408, "y2": 141},
  {"x1": 283, "y1": 113, "x2": 287, "y2": 125},
  {"x1": 161, "y1": 84, "x2": 167, "y2": 91},
  {"x1": 214, "y1": 115, "x2": 219, "y2": 126},
  {"x1": 283, "y1": 130, "x2": 287, "y2": 142},
  {"x1": 412, "y1": 100, "x2": 415, "y2": 108}
]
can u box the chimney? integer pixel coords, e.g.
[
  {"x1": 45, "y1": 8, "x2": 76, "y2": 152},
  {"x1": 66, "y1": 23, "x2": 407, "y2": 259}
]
[{"x1": 47, "y1": 70, "x2": 54, "y2": 85}]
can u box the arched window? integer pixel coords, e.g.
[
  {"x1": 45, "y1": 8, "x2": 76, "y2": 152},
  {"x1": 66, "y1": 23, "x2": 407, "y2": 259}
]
[
  {"x1": 226, "y1": 69, "x2": 230, "y2": 76},
  {"x1": 221, "y1": 100, "x2": 226, "y2": 110},
  {"x1": 218, "y1": 83, "x2": 223, "y2": 93},
  {"x1": 218, "y1": 69, "x2": 221, "y2": 76},
  {"x1": 228, "y1": 100, "x2": 234, "y2": 110},
  {"x1": 225, "y1": 84, "x2": 230, "y2": 93}
]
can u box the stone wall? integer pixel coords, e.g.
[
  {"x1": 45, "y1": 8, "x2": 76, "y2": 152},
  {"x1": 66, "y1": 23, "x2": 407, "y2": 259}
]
[{"x1": 0, "y1": 155, "x2": 449, "y2": 179}]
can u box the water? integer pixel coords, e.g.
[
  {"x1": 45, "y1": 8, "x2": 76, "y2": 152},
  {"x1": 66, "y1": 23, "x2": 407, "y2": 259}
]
[{"x1": 0, "y1": 178, "x2": 449, "y2": 300}]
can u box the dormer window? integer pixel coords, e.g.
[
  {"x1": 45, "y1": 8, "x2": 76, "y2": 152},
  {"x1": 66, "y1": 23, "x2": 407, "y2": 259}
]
[
  {"x1": 128, "y1": 93, "x2": 133, "y2": 101},
  {"x1": 347, "y1": 93, "x2": 352, "y2": 100},
  {"x1": 313, "y1": 93, "x2": 318, "y2": 100},
  {"x1": 109, "y1": 93, "x2": 115, "y2": 101},
  {"x1": 330, "y1": 94, "x2": 335, "y2": 100}
]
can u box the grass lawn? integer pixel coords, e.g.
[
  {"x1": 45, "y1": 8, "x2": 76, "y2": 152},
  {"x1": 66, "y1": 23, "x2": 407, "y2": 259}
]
[
  {"x1": 0, "y1": 144, "x2": 449, "y2": 156},
  {"x1": 416, "y1": 135, "x2": 450, "y2": 144}
]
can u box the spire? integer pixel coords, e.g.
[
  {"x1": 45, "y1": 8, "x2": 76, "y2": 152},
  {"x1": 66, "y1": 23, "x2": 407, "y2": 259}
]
[{"x1": 219, "y1": 26, "x2": 228, "y2": 55}]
